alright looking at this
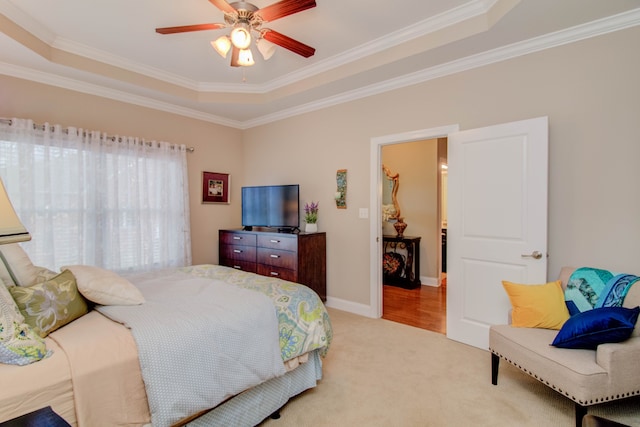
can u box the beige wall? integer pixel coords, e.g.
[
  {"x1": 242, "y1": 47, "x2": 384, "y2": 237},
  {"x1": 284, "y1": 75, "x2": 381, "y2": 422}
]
[
  {"x1": 243, "y1": 26, "x2": 640, "y2": 307},
  {"x1": 0, "y1": 75, "x2": 244, "y2": 266},
  {"x1": 1, "y1": 25, "x2": 639, "y2": 311}
]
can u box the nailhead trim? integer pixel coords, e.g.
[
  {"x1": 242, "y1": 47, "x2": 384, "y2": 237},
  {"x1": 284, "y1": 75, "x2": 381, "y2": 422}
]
[{"x1": 489, "y1": 348, "x2": 640, "y2": 405}]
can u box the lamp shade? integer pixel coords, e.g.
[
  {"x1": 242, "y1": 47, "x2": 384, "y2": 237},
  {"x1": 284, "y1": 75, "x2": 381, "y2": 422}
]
[
  {"x1": 256, "y1": 38, "x2": 276, "y2": 60},
  {"x1": 230, "y1": 26, "x2": 251, "y2": 49},
  {"x1": 211, "y1": 36, "x2": 231, "y2": 58},
  {"x1": 237, "y1": 48, "x2": 255, "y2": 66},
  {"x1": 0, "y1": 178, "x2": 30, "y2": 244}
]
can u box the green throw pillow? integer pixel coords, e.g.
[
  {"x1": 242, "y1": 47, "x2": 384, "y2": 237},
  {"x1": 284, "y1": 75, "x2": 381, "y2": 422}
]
[
  {"x1": 9, "y1": 269, "x2": 89, "y2": 338},
  {"x1": 0, "y1": 283, "x2": 48, "y2": 365}
]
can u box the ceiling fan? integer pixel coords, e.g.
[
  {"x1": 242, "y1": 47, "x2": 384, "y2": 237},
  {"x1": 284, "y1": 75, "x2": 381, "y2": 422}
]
[{"x1": 155, "y1": 0, "x2": 316, "y2": 67}]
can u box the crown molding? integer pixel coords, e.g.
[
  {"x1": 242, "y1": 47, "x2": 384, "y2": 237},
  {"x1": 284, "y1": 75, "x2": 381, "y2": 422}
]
[
  {"x1": 0, "y1": 61, "x2": 242, "y2": 128},
  {"x1": 53, "y1": 38, "x2": 203, "y2": 91},
  {"x1": 1, "y1": 0, "x2": 505, "y2": 95},
  {"x1": 0, "y1": 0, "x2": 55, "y2": 44},
  {"x1": 253, "y1": 0, "x2": 504, "y2": 93},
  {"x1": 1, "y1": 7, "x2": 639, "y2": 130},
  {"x1": 241, "y1": 7, "x2": 640, "y2": 128}
]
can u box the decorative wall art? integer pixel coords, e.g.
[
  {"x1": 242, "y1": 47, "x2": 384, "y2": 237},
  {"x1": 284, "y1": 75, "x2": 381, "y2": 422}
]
[
  {"x1": 202, "y1": 171, "x2": 230, "y2": 204},
  {"x1": 335, "y1": 169, "x2": 347, "y2": 209}
]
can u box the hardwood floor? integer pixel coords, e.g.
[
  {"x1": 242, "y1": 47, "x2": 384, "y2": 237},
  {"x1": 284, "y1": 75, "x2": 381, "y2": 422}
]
[{"x1": 382, "y1": 278, "x2": 446, "y2": 334}]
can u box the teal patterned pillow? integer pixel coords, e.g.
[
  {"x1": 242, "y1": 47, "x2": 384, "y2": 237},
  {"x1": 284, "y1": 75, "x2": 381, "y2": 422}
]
[
  {"x1": 9, "y1": 269, "x2": 89, "y2": 338},
  {"x1": 0, "y1": 282, "x2": 48, "y2": 365}
]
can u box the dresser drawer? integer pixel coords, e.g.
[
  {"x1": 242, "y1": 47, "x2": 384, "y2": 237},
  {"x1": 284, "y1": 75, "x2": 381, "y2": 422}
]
[
  {"x1": 220, "y1": 244, "x2": 257, "y2": 262},
  {"x1": 219, "y1": 229, "x2": 326, "y2": 302},
  {"x1": 257, "y1": 264, "x2": 296, "y2": 282},
  {"x1": 220, "y1": 231, "x2": 257, "y2": 246},
  {"x1": 257, "y1": 234, "x2": 296, "y2": 251},
  {"x1": 257, "y1": 247, "x2": 295, "y2": 269},
  {"x1": 220, "y1": 259, "x2": 257, "y2": 273}
]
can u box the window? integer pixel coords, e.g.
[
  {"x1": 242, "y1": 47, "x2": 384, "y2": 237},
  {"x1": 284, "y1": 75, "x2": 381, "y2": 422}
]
[{"x1": 0, "y1": 119, "x2": 191, "y2": 273}]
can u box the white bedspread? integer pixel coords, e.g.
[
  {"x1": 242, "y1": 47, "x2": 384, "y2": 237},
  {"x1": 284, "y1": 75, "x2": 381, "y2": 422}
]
[{"x1": 97, "y1": 268, "x2": 286, "y2": 427}]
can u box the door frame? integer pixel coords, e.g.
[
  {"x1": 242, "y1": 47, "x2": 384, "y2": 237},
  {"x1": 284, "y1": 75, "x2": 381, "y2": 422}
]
[{"x1": 369, "y1": 124, "x2": 459, "y2": 318}]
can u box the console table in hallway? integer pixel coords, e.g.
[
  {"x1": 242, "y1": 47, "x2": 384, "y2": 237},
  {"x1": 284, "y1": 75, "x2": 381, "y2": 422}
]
[{"x1": 382, "y1": 235, "x2": 421, "y2": 289}]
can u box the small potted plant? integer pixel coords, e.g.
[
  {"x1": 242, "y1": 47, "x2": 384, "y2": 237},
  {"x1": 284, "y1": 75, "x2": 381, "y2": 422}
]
[{"x1": 304, "y1": 201, "x2": 319, "y2": 232}]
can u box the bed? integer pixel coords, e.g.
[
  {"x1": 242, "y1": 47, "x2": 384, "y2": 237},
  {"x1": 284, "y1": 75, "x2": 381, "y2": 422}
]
[{"x1": 0, "y1": 244, "x2": 332, "y2": 427}]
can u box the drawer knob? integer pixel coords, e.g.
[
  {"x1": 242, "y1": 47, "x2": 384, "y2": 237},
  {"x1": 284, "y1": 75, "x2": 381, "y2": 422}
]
[
  {"x1": 270, "y1": 272, "x2": 279, "y2": 276},
  {"x1": 233, "y1": 236, "x2": 242, "y2": 240},
  {"x1": 270, "y1": 254, "x2": 279, "y2": 258},
  {"x1": 233, "y1": 249, "x2": 242, "y2": 253},
  {"x1": 270, "y1": 239, "x2": 280, "y2": 243}
]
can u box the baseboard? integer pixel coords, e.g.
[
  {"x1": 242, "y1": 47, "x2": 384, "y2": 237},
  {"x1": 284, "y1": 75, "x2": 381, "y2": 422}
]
[
  {"x1": 325, "y1": 296, "x2": 375, "y2": 318},
  {"x1": 324, "y1": 276, "x2": 442, "y2": 317},
  {"x1": 421, "y1": 276, "x2": 440, "y2": 287}
]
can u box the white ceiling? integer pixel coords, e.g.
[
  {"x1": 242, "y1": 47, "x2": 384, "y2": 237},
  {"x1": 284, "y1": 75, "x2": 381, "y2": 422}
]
[{"x1": 1, "y1": 0, "x2": 639, "y2": 128}]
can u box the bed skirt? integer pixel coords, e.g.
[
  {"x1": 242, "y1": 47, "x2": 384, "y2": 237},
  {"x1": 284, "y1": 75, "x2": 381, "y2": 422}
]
[{"x1": 187, "y1": 349, "x2": 323, "y2": 427}]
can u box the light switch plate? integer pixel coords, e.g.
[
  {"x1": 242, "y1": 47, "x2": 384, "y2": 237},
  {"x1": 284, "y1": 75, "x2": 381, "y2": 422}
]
[{"x1": 359, "y1": 208, "x2": 369, "y2": 219}]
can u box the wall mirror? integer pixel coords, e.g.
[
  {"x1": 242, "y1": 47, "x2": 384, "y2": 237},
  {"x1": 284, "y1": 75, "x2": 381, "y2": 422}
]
[{"x1": 382, "y1": 165, "x2": 400, "y2": 221}]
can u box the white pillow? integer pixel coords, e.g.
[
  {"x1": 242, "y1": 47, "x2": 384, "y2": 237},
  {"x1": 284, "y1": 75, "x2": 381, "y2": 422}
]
[
  {"x1": 61, "y1": 265, "x2": 145, "y2": 306},
  {"x1": 0, "y1": 259, "x2": 15, "y2": 287},
  {"x1": 0, "y1": 244, "x2": 56, "y2": 287}
]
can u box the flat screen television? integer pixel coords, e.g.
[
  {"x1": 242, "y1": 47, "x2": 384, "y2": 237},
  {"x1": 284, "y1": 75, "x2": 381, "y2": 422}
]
[{"x1": 241, "y1": 184, "x2": 299, "y2": 231}]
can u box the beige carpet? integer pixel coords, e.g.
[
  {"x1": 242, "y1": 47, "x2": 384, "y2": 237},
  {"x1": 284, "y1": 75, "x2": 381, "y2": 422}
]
[{"x1": 262, "y1": 308, "x2": 640, "y2": 427}]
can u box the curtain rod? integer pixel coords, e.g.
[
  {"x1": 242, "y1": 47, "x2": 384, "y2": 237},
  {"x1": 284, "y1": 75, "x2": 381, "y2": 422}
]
[{"x1": 0, "y1": 118, "x2": 195, "y2": 153}]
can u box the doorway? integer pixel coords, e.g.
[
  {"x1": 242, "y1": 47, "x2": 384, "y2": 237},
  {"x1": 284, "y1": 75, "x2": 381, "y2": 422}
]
[
  {"x1": 379, "y1": 139, "x2": 448, "y2": 333},
  {"x1": 371, "y1": 118, "x2": 549, "y2": 350},
  {"x1": 369, "y1": 125, "x2": 459, "y2": 331}
]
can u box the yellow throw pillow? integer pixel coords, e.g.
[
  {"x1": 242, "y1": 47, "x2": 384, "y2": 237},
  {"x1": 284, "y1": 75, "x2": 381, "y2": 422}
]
[{"x1": 502, "y1": 280, "x2": 570, "y2": 330}]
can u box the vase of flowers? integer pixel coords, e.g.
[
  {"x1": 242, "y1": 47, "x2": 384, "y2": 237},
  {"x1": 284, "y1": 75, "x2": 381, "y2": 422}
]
[{"x1": 304, "y1": 201, "x2": 319, "y2": 232}]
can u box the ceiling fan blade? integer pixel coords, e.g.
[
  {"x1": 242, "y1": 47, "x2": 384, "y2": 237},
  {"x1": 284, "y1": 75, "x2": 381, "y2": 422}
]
[
  {"x1": 257, "y1": 0, "x2": 316, "y2": 22},
  {"x1": 208, "y1": 0, "x2": 236, "y2": 14},
  {"x1": 263, "y1": 29, "x2": 315, "y2": 58},
  {"x1": 156, "y1": 23, "x2": 225, "y2": 35}
]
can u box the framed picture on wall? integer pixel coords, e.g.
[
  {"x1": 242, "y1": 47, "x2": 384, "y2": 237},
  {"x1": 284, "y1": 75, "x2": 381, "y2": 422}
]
[{"x1": 202, "y1": 171, "x2": 230, "y2": 204}]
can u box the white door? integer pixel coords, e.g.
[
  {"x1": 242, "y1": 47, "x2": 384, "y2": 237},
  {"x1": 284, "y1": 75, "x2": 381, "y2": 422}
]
[{"x1": 446, "y1": 117, "x2": 548, "y2": 350}]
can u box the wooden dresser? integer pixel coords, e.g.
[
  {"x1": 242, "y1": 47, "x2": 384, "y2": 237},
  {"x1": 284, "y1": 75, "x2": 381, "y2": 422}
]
[{"x1": 219, "y1": 229, "x2": 326, "y2": 301}]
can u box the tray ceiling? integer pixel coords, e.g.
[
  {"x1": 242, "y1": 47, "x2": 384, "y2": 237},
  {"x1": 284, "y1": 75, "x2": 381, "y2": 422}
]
[{"x1": 1, "y1": 0, "x2": 639, "y2": 128}]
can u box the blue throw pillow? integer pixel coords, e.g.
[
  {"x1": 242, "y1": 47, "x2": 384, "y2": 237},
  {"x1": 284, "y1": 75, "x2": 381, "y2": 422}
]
[
  {"x1": 565, "y1": 300, "x2": 581, "y2": 317},
  {"x1": 551, "y1": 306, "x2": 640, "y2": 350}
]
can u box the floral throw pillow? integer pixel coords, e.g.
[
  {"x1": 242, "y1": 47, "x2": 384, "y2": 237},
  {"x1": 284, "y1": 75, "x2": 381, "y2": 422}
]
[
  {"x1": 9, "y1": 269, "x2": 89, "y2": 338},
  {"x1": 0, "y1": 283, "x2": 49, "y2": 365}
]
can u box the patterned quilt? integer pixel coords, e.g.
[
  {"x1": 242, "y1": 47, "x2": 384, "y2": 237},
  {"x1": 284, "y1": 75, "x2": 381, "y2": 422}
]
[
  {"x1": 180, "y1": 264, "x2": 333, "y2": 359},
  {"x1": 97, "y1": 264, "x2": 332, "y2": 427}
]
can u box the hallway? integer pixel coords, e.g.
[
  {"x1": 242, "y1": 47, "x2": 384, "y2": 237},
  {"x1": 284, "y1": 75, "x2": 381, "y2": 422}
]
[{"x1": 381, "y1": 280, "x2": 446, "y2": 334}]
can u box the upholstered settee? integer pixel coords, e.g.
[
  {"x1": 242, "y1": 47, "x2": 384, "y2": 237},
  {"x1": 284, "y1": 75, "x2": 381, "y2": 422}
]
[{"x1": 490, "y1": 267, "x2": 640, "y2": 427}]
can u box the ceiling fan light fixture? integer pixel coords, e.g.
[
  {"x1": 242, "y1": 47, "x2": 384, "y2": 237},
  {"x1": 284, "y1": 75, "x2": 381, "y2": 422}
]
[
  {"x1": 256, "y1": 38, "x2": 276, "y2": 60},
  {"x1": 237, "y1": 48, "x2": 255, "y2": 66},
  {"x1": 156, "y1": 0, "x2": 317, "y2": 69},
  {"x1": 230, "y1": 26, "x2": 251, "y2": 49},
  {"x1": 211, "y1": 36, "x2": 231, "y2": 58}
]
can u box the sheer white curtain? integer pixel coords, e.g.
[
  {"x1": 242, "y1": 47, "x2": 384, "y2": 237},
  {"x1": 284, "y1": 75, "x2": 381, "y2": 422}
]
[{"x1": 0, "y1": 118, "x2": 191, "y2": 274}]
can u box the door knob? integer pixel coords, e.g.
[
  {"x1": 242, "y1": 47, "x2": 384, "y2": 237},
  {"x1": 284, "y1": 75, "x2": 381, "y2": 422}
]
[{"x1": 521, "y1": 251, "x2": 542, "y2": 259}]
